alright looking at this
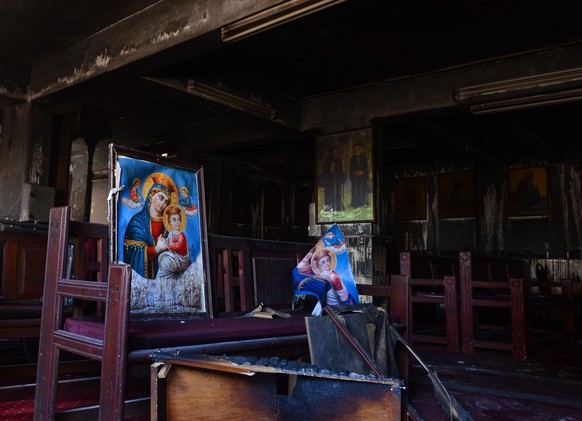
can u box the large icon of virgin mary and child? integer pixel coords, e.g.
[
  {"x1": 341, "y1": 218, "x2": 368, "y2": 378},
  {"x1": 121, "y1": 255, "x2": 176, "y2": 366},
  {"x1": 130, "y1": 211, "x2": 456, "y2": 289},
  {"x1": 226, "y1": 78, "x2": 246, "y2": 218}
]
[{"x1": 115, "y1": 156, "x2": 205, "y2": 315}]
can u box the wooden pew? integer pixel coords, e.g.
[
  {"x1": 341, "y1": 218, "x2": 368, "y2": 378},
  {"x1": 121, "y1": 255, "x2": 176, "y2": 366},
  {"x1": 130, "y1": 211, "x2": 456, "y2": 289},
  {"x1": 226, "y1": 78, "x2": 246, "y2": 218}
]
[
  {"x1": 0, "y1": 220, "x2": 106, "y2": 341},
  {"x1": 459, "y1": 251, "x2": 575, "y2": 359},
  {"x1": 0, "y1": 226, "x2": 48, "y2": 354},
  {"x1": 208, "y1": 235, "x2": 312, "y2": 313},
  {"x1": 398, "y1": 252, "x2": 460, "y2": 351},
  {"x1": 209, "y1": 236, "x2": 411, "y2": 327}
]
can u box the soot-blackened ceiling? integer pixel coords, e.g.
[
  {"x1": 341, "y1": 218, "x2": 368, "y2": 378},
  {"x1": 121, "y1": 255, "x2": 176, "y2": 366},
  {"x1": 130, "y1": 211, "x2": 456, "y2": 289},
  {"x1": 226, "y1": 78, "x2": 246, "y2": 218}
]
[
  {"x1": 2, "y1": 0, "x2": 582, "y2": 172},
  {"x1": 153, "y1": 0, "x2": 582, "y2": 99}
]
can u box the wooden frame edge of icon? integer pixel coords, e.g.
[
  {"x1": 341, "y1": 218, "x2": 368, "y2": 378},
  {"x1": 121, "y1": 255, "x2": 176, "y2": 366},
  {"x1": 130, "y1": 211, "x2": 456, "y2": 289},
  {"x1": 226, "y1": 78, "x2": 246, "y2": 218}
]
[
  {"x1": 507, "y1": 165, "x2": 549, "y2": 217},
  {"x1": 108, "y1": 143, "x2": 213, "y2": 318},
  {"x1": 394, "y1": 175, "x2": 427, "y2": 221},
  {"x1": 316, "y1": 130, "x2": 374, "y2": 224},
  {"x1": 437, "y1": 170, "x2": 476, "y2": 219}
]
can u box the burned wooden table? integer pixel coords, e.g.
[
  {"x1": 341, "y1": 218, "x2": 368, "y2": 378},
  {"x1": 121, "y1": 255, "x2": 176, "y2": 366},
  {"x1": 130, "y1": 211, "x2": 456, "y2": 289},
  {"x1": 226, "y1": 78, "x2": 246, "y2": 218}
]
[{"x1": 150, "y1": 352, "x2": 403, "y2": 420}]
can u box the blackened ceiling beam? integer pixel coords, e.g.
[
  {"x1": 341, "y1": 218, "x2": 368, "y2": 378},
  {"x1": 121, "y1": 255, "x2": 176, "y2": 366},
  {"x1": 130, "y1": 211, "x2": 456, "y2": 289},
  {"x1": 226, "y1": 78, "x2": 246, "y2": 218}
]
[
  {"x1": 302, "y1": 43, "x2": 582, "y2": 132},
  {"x1": 26, "y1": 0, "x2": 286, "y2": 100},
  {"x1": 140, "y1": 75, "x2": 301, "y2": 129},
  {"x1": 113, "y1": 112, "x2": 302, "y2": 153}
]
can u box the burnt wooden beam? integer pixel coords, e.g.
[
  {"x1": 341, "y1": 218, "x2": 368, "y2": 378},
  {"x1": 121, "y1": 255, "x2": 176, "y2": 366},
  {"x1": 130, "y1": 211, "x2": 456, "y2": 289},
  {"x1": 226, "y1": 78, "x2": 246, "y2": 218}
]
[
  {"x1": 140, "y1": 75, "x2": 301, "y2": 129},
  {"x1": 26, "y1": 0, "x2": 305, "y2": 101},
  {"x1": 109, "y1": 77, "x2": 303, "y2": 150},
  {"x1": 113, "y1": 108, "x2": 302, "y2": 153},
  {"x1": 303, "y1": 43, "x2": 582, "y2": 132}
]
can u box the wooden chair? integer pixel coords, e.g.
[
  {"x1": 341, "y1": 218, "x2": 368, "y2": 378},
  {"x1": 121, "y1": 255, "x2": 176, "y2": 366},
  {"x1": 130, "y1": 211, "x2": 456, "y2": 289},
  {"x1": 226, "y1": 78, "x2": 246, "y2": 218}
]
[
  {"x1": 34, "y1": 207, "x2": 129, "y2": 420},
  {"x1": 398, "y1": 252, "x2": 460, "y2": 351},
  {"x1": 459, "y1": 251, "x2": 575, "y2": 359}
]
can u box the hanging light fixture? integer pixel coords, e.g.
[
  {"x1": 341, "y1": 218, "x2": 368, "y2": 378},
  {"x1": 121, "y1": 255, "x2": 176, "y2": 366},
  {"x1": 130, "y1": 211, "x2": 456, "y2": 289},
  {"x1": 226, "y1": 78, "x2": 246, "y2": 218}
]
[
  {"x1": 221, "y1": 0, "x2": 349, "y2": 43},
  {"x1": 454, "y1": 67, "x2": 582, "y2": 115}
]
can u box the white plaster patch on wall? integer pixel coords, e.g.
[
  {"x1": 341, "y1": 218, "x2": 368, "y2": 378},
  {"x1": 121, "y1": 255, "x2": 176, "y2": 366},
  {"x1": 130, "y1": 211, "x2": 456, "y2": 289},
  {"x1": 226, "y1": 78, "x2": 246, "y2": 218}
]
[
  {"x1": 119, "y1": 45, "x2": 137, "y2": 56},
  {"x1": 0, "y1": 85, "x2": 25, "y2": 99},
  {"x1": 567, "y1": 166, "x2": 582, "y2": 249},
  {"x1": 152, "y1": 28, "x2": 182, "y2": 44},
  {"x1": 29, "y1": 142, "x2": 45, "y2": 184},
  {"x1": 404, "y1": 231, "x2": 412, "y2": 250},
  {"x1": 94, "y1": 53, "x2": 111, "y2": 68},
  {"x1": 350, "y1": 244, "x2": 367, "y2": 275},
  {"x1": 430, "y1": 181, "x2": 438, "y2": 218},
  {"x1": 404, "y1": 224, "x2": 428, "y2": 250},
  {"x1": 397, "y1": 170, "x2": 426, "y2": 178},
  {"x1": 482, "y1": 184, "x2": 503, "y2": 251}
]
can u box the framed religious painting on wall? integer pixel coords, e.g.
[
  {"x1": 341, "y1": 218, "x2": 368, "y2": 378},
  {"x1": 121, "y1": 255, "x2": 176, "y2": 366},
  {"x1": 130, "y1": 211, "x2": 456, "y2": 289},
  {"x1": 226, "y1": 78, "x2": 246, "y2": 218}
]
[
  {"x1": 508, "y1": 166, "x2": 549, "y2": 217},
  {"x1": 438, "y1": 171, "x2": 475, "y2": 219},
  {"x1": 109, "y1": 144, "x2": 212, "y2": 318},
  {"x1": 394, "y1": 176, "x2": 426, "y2": 221},
  {"x1": 316, "y1": 130, "x2": 374, "y2": 223}
]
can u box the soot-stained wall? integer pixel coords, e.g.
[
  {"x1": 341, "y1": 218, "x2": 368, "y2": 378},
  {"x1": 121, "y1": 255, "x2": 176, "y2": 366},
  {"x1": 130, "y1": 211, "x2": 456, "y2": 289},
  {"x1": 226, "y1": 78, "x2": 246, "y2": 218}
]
[{"x1": 387, "y1": 161, "x2": 582, "y2": 258}]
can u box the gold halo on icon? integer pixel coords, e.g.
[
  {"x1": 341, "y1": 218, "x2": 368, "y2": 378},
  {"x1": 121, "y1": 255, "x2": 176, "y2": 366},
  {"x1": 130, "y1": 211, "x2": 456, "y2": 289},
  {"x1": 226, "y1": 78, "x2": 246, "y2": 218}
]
[
  {"x1": 311, "y1": 248, "x2": 337, "y2": 274},
  {"x1": 142, "y1": 172, "x2": 178, "y2": 205}
]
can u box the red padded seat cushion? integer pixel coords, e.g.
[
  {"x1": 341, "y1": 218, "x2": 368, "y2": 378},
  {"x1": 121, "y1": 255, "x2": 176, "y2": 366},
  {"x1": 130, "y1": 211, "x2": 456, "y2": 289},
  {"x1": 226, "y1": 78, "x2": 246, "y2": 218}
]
[{"x1": 64, "y1": 315, "x2": 307, "y2": 350}]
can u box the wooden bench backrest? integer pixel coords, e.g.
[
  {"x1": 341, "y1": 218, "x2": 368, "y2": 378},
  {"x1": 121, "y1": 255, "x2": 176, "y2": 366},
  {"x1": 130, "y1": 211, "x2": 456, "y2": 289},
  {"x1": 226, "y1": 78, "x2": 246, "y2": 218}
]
[
  {"x1": 68, "y1": 220, "x2": 109, "y2": 282},
  {"x1": 430, "y1": 255, "x2": 459, "y2": 278},
  {"x1": 208, "y1": 235, "x2": 312, "y2": 313},
  {"x1": 465, "y1": 254, "x2": 529, "y2": 285},
  {"x1": 399, "y1": 252, "x2": 457, "y2": 279},
  {"x1": 398, "y1": 251, "x2": 460, "y2": 351},
  {"x1": 0, "y1": 230, "x2": 47, "y2": 301}
]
